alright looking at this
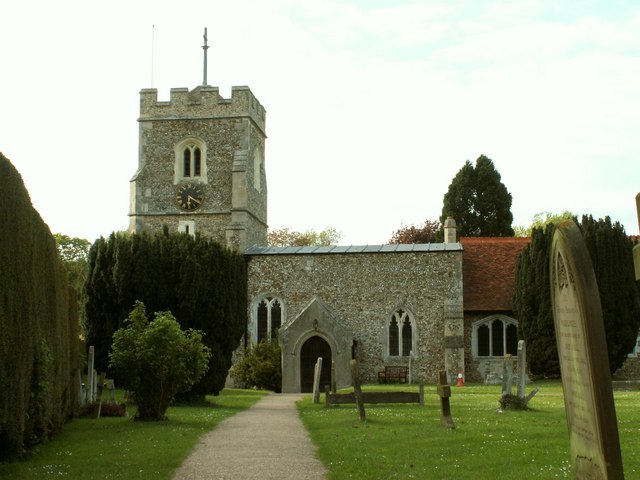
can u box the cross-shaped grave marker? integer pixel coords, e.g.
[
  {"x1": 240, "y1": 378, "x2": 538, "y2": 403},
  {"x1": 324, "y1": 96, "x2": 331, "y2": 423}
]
[{"x1": 437, "y1": 370, "x2": 455, "y2": 429}]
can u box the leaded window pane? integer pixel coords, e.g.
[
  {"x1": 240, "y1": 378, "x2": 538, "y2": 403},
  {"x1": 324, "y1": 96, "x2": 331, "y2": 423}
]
[
  {"x1": 271, "y1": 300, "x2": 281, "y2": 338},
  {"x1": 492, "y1": 319, "x2": 504, "y2": 356},
  {"x1": 478, "y1": 324, "x2": 490, "y2": 356},
  {"x1": 194, "y1": 148, "x2": 201, "y2": 176},
  {"x1": 402, "y1": 318, "x2": 412, "y2": 356},
  {"x1": 506, "y1": 323, "x2": 518, "y2": 355},
  {"x1": 183, "y1": 149, "x2": 191, "y2": 177},
  {"x1": 257, "y1": 301, "x2": 268, "y2": 342},
  {"x1": 389, "y1": 318, "x2": 399, "y2": 356}
]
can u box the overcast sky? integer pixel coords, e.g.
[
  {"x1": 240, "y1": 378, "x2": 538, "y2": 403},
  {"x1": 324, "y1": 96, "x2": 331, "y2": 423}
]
[{"x1": 2, "y1": 0, "x2": 639, "y2": 245}]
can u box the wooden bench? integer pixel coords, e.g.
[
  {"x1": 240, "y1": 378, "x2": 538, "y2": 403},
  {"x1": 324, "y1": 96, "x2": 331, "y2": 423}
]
[{"x1": 378, "y1": 365, "x2": 409, "y2": 384}]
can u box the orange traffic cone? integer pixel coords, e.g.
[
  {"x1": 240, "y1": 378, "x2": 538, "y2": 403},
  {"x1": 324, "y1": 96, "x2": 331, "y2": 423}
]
[{"x1": 456, "y1": 369, "x2": 465, "y2": 386}]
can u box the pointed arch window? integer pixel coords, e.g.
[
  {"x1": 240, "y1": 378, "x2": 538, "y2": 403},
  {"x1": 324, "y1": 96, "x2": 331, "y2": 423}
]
[
  {"x1": 255, "y1": 297, "x2": 283, "y2": 342},
  {"x1": 174, "y1": 138, "x2": 207, "y2": 183},
  {"x1": 182, "y1": 145, "x2": 202, "y2": 178},
  {"x1": 472, "y1": 315, "x2": 518, "y2": 358},
  {"x1": 387, "y1": 309, "x2": 416, "y2": 358}
]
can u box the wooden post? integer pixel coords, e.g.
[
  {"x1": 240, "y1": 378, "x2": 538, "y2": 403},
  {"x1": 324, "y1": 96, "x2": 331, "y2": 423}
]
[
  {"x1": 312, "y1": 357, "x2": 323, "y2": 404},
  {"x1": 350, "y1": 359, "x2": 366, "y2": 423},
  {"x1": 419, "y1": 383, "x2": 425, "y2": 406},
  {"x1": 437, "y1": 370, "x2": 455, "y2": 429}
]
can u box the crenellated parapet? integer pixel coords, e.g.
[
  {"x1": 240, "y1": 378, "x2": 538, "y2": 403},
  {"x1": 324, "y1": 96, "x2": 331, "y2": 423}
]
[{"x1": 139, "y1": 85, "x2": 266, "y2": 134}]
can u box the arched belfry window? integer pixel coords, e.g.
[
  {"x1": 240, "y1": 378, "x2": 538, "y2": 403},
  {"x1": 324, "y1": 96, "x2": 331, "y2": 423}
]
[
  {"x1": 174, "y1": 138, "x2": 207, "y2": 183},
  {"x1": 472, "y1": 315, "x2": 518, "y2": 358},
  {"x1": 255, "y1": 296, "x2": 283, "y2": 342},
  {"x1": 386, "y1": 309, "x2": 416, "y2": 358}
]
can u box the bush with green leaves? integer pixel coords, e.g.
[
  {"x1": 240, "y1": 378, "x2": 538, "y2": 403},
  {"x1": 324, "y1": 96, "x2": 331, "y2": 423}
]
[
  {"x1": 232, "y1": 340, "x2": 282, "y2": 393},
  {"x1": 109, "y1": 301, "x2": 211, "y2": 421},
  {"x1": 85, "y1": 229, "x2": 246, "y2": 398}
]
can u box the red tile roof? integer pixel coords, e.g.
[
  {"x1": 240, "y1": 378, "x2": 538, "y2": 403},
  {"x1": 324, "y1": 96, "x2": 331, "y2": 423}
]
[{"x1": 460, "y1": 237, "x2": 530, "y2": 311}]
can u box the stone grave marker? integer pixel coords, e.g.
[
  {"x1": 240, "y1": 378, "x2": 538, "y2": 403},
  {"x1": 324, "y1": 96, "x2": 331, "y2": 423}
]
[
  {"x1": 501, "y1": 354, "x2": 513, "y2": 396},
  {"x1": 517, "y1": 340, "x2": 526, "y2": 399},
  {"x1": 550, "y1": 220, "x2": 624, "y2": 479}
]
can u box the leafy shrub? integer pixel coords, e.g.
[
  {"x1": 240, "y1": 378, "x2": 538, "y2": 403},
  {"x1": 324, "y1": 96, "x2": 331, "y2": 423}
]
[
  {"x1": 231, "y1": 340, "x2": 282, "y2": 393},
  {"x1": 109, "y1": 301, "x2": 211, "y2": 421}
]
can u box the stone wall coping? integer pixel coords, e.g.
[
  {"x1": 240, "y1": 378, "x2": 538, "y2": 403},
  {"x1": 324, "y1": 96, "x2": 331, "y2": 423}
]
[{"x1": 244, "y1": 243, "x2": 463, "y2": 256}]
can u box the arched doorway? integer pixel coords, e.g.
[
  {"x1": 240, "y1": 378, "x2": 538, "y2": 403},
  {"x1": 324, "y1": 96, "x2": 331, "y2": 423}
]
[{"x1": 300, "y1": 336, "x2": 332, "y2": 393}]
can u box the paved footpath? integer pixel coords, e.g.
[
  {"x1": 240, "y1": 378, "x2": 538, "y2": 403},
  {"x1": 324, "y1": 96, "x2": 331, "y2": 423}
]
[{"x1": 172, "y1": 393, "x2": 327, "y2": 480}]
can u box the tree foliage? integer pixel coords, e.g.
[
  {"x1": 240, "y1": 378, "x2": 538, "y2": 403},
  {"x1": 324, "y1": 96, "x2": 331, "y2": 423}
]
[
  {"x1": 231, "y1": 339, "x2": 282, "y2": 393},
  {"x1": 580, "y1": 215, "x2": 640, "y2": 372},
  {"x1": 388, "y1": 219, "x2": 440, "y2": 244},
  {"x1": 0, "y1": 154, "x2": 79, "y2": 461},
  {"x1": 513, "y1": 216, "x2": 640, "y2": 377},
  {"x1": 268, "y1": 227, "x2": 341, "y2": 246},
  {"x1": 513, "y1": 211, "x2": 576, "y2": 237},
  {"x1": 54, "y1": 234, "x2": 91, "y2": 315},
  {"x1": 109, "y1": 302, "x2": 211, "y2": 421},
  {"x1": 512, "y1": 224, "x2": 559, "y2": 376},
  {"x1": 84, "y1": 229, "x2": 246, "y2": 397},
  {"x1": 440, "y1": 155, "x2": 514, "y2": 237}
]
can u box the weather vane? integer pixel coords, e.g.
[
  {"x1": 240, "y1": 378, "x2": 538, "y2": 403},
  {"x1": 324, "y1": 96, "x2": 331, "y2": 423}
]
[{"x1": 202, "y1": 27, "x2": 209, "y2": 86}]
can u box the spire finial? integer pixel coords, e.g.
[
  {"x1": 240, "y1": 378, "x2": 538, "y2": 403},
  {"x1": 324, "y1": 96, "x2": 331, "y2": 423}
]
[{"x1": 202, "y1": 27, "x2": 209, "y2": 86}]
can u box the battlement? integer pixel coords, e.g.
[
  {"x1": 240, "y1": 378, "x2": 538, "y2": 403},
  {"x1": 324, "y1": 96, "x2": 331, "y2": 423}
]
[{"x1": 139, "y1": 85, "x2": 266, "y2": 133}]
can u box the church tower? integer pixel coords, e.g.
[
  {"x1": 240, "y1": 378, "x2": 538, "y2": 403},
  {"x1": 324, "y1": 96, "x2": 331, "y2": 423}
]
[{"x1": 128, "y1": 34, "x2": 268, "y2": 250}]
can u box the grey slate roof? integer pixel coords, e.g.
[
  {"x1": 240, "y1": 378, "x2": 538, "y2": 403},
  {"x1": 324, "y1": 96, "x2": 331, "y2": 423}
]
[{"x1": 244, "y1": 243, "x2": 463, "y2": 256}]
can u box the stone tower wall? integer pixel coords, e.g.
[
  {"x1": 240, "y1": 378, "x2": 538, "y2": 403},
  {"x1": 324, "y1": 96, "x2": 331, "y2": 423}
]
[{"x1": 129, "y1": 85, "x2": 267, "y2": 249}]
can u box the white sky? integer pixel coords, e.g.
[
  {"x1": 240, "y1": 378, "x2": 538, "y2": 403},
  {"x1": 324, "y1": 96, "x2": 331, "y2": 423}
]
[{"x1": 1, "y1": 0, "x2": 639, "y2": 245}]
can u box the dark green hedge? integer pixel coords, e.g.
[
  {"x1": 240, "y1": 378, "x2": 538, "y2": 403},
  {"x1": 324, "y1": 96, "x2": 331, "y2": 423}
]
[
  {"x1": 84, "y1": 228, "x2": 246, "y2": 398},
  {"x1": 0, "y1": 153, "x2": 80, "y2": 461},
  {"x1": 513, "y1": 216, "x2": 640, "y2": 377}
]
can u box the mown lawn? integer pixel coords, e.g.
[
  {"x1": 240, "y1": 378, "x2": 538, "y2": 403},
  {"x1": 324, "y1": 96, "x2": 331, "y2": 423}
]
[
  {"x1": 297, "y1": 382, "x2": 640, "y2": 480},
  {"x1": 0, "y1": 388, "x2": 269, "y2": 480}
]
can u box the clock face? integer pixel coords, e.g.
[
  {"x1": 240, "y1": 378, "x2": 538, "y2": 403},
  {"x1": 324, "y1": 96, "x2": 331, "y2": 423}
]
[{"x1": 176, "y1": 183, "x2": 204, "y2": 211}]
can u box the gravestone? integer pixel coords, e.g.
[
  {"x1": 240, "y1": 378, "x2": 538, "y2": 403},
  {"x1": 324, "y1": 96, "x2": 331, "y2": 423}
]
[
  {"x1": 550, "y1": 220, "x2": 624, "y2": 479},
  {"x1": 501, "y1": 354, "x2": 513, "y2": 395},
  {"x1": 517, "y1": 340, "x2": 526, "y2": 399}
]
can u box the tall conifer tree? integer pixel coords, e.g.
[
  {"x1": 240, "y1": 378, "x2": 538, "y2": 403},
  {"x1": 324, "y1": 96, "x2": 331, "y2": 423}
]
[
  {"x1": 440, "y1": 155, "x2": 514, "y2": 237},
  {"x1": 513, "y1": 216, "x2": 640, "y2": 377}
]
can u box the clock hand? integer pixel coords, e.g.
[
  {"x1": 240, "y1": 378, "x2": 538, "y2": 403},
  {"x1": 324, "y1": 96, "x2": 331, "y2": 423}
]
[{"x1": 187, "y1": 195, "x2": 201, "y2": 206}]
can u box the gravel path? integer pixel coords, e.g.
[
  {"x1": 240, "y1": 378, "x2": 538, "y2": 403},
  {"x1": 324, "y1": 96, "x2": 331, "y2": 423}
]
[{"x1": 172, "y1": 393, "x2": 327, "y2": 480}]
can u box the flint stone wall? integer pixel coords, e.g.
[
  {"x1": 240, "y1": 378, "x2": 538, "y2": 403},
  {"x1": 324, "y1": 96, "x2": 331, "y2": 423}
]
[{"x1": 246, "y1": 247, "x2": 463, "y2": 388}]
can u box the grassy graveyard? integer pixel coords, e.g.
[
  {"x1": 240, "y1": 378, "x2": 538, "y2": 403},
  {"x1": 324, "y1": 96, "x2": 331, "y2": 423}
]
[
  {"x1": 1, "y1": 382, "x2": 637, "y2": 479},
  {"x1": 0, "y1": 388, "x2": 269, "y2": 480},
  {"x1": 297, "y1": 381, "x2": 640, "y2": 480}
]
